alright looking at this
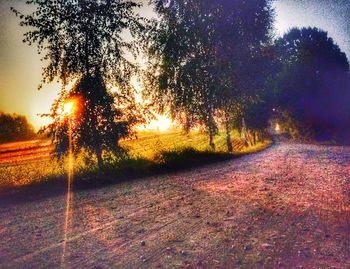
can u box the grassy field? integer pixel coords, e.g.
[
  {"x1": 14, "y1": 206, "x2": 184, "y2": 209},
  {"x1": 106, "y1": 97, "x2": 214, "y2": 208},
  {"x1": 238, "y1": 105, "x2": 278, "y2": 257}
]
[{"x1": 0, "y1": 131, "x2": 271, "y2": 188}]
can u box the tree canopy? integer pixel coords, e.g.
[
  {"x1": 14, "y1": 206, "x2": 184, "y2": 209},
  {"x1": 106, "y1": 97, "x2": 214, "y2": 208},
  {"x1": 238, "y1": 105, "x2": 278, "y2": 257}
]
[
  {"x1": 13, "y1": 0, "x2": 146, "y2": 167},
  {"x1": 146, "y1": 0, "x2": 274, "y2": 149},
  {"x1": 275, "y1": 27, "x2": 350, "y2": 140}
]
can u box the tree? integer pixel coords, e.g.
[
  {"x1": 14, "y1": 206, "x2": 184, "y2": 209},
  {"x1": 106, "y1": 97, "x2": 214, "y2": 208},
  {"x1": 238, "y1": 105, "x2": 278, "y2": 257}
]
[
  {"x1": 145, "y1": 0, "x2": 220, "y2": 149},
  {"x1": 13, "y1": 0, "x2": 146, "y2": 168},
  {"x1": 211, "y1": 0, "x2": 274, "y2": 151},
  {"x1": 146, "y1": 0, "x2": 274, "y2": 151},
  {"x1": 0, "y1": 112, "x2": 36, "y2": 143},
  {"x1": 275, "y1": 27, "x2": 350, "y2": 140}
]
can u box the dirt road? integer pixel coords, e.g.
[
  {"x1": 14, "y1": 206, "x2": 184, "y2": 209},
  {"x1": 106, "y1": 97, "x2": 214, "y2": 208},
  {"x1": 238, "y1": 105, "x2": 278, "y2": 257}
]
[{"x1": 0, "y1": 143, "x2": 349, "y2": 268}]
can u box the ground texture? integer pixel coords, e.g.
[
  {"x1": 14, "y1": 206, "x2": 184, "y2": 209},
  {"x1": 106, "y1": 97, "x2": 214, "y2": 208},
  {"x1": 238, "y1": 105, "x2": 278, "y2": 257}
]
[{"x1": 0, "y1": 143, "x2": 349, "y2": 268}]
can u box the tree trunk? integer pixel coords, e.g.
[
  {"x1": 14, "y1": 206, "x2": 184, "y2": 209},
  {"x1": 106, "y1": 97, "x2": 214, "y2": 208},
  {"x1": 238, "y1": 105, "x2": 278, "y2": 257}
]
[
  {"x1": 208, "y1": 111, "x2": 215, "y2": 150},
  {"x1": 209, "y1": 128, "x2": 215, "y2": 150},
  {"x1": 257, "y1": 131, "x2": 261, "y2": 143},
  {"x1": 253, "y1": 131, "x2": 257, "y2": 145},
  {"x1": 96, "y1": 146, "x2": 103, "y2": 170},
  {"x1": 184, "y1": 111, "x2": 191, "y2": 134},
  {"x1": 225, "y1": 111, "x2": 233, "y2": 152}
]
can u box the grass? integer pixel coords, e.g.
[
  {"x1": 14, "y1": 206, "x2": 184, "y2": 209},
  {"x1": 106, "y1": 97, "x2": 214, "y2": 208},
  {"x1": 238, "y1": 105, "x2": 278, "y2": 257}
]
[
  {"x1": 121, "y1": 130, "x2": 241, "y2": 159},
  {"x1": 0, "y1": 131, "x2": 271, "y2": 189}
]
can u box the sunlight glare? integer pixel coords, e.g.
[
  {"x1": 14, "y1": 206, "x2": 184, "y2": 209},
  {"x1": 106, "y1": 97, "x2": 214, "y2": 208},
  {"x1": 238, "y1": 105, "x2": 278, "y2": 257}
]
[
  {"x1": 63, "y1": 101, "x2": 75, "y2": 115},
  {"x1": 275, "y1": 123, "x2": 281, "y2": 132},
  {"x1": 138, "y1": 114, "x2": 174, "y2": 132}
]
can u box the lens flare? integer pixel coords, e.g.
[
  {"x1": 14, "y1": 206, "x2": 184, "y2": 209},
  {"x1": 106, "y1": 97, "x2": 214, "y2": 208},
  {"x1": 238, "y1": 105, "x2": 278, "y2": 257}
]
[{"x1": 61, "y1": 102, "x2": 75, "y2": 267}]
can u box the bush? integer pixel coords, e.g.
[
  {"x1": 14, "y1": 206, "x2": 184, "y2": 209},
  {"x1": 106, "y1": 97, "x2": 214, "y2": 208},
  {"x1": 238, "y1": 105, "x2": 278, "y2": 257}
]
[{"x1": 154, "y1": 147, "x2": 232, "y2": 170}]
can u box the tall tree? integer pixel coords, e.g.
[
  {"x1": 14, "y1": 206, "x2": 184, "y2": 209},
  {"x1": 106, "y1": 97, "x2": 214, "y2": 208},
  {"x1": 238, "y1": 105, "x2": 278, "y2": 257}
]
[
  {"x1": 275, "y1": 27, "x2": 350, "y2": 140},
  {"x1": 211, "y1": 0, "x2": 274, "y2": 151},
  {"x1": 145, "y1": 0, "x2": 219, "y2": 149},
  {"x1": 13, "y1": 0, "x2": 146, "y2": 168},
  {"x1": 146, "y1": 0, "x2": 274, "y2": 151}
]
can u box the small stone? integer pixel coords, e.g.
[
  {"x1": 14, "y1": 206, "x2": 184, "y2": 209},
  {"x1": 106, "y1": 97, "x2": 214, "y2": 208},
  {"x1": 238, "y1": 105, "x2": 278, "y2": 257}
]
[
  {"x1": 141, "y1": 241, "x2": 146, "y2": 246},
  {"x1": 196, "y1": 260, "x2": 204, "y2": 267},
  {"x1": 261, "y1": 243, "x2": 273, "y2": 249},
  {"x1": 244, "y1": 244, "x2": 253, "y2": 251}
]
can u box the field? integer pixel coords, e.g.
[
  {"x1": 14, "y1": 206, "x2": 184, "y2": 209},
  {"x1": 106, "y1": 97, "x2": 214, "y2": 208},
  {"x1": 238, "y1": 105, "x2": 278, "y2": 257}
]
[{"x1": 0, "y1": 131, "x2": 269, "y2": 188}]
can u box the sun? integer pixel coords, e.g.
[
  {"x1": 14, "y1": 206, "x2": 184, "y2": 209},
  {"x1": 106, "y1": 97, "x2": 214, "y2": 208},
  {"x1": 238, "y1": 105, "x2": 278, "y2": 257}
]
[{"x1": 63, "y1": 101, "x2": 75, "y2": 115}]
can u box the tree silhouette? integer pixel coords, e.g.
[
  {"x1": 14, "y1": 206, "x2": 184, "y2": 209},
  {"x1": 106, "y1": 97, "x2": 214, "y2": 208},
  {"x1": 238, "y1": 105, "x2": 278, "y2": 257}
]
[
  {"x1": 13, "y1": 0, "x2": 146, "y2": 168},
  {"x1": 275, "y1": 27, "x2": 350, "y2": 140},
  {"x1": 0, "y1": 112, "x2": 36, "y2": 143}
]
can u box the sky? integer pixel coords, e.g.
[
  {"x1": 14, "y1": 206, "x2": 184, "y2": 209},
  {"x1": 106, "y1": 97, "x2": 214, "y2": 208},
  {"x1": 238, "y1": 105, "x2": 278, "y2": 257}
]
[{"x1": 0, "y1": 0, "x2": 350, "y2": 130}]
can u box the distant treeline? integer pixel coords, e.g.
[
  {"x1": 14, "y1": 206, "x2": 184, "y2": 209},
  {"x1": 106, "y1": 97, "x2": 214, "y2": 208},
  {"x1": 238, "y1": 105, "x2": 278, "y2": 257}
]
[{"x1": 0, "y1": 112, "x2": 36, "y2": 143}]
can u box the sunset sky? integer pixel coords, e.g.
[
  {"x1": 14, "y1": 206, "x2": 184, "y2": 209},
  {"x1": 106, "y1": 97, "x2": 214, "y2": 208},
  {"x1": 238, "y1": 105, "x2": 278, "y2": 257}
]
[{"x1": 0, "y1": 0, "x2": 349, "y2": 130}]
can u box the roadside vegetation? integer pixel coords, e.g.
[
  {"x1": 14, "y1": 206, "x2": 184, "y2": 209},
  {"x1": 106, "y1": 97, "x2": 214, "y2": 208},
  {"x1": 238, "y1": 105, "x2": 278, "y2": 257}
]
[{"x1": 0, "y1": 131, "x2": 271, "y2": 188}]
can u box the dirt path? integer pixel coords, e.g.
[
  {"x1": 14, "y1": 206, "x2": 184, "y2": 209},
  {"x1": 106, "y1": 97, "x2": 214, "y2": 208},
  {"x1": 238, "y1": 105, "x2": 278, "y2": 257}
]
[{"x1": 0, "y1": 143, "x2": 349, "y2": 268}]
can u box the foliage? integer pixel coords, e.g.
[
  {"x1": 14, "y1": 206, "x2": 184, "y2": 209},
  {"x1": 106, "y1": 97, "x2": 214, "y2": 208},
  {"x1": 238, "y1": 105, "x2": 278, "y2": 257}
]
[
  {"x1": 211, "y1": 0, "x2": 275, "y2": 150},
  {"x1": 275, "y1": 27, "x2": 350, "y2": 140},
  {"x1": 145, "y1": 0, "x2": 275, "y2": 150},
  {"x1": 0, "y1": 112, "x2": 36, "y2": 143},
  {"x1": 145, "y1": 0, "x2": 220, "y2": 148},
  {"x1": 44, "y1": 75, "x2": 145, "y2": 162},
  {"x1": 0, "y1": 131, "x2": 272, "y2": 187},
  {"x1": 12, "y1": 0, "x2": 147, "y2": 167},
  {"x1": 12, "y1": 0, "x2": 143, "y2": 88}
]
